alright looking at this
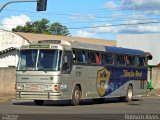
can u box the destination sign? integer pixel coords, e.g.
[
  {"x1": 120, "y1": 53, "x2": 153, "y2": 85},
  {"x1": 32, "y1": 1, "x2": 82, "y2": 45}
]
[{"x1": 29, "y1": 45, "x2": 49, "y2": 48}]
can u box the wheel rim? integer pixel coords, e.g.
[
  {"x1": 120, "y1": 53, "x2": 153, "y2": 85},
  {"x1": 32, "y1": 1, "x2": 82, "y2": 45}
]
[
  {"x1": 75, "y1": 90, "x2": 80, "y2": 100},
  {"x1": 128, "y1": 89, "x2": 133, "y2": 100}
]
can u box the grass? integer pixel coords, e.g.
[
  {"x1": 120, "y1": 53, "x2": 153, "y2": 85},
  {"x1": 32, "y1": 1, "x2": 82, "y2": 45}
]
[{"x1": 0, "y1": 96, "x2": 15, "y2": 102}]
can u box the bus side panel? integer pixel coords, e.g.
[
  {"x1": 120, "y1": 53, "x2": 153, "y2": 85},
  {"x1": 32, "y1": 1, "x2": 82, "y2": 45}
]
[
  {"x1": 96, "y1": 66, "x2": 148, "y2": 98},
  {"x1": 60, "y1": 66, "x2": 147, "y2": 100}
]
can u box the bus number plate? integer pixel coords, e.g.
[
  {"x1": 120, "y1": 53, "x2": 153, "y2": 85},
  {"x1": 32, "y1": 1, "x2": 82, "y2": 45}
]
[{"x1": 31, "y1": 85, "x2": 38, "y2": 90}]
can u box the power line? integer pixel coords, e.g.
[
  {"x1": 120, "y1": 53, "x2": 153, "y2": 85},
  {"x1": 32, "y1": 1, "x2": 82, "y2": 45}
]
[
  {"x1": 68, "y1": 21, "x2": 160, "y2": 29},
  {"x1": 1, "y1": 18, "x2": 160, "y2": 26},
  {"x1": 1, "y1": 8, "x2": 159, "y2": 25},
  {"x1": 2, "y1": 7, "x2": 160, "y2": 18}
]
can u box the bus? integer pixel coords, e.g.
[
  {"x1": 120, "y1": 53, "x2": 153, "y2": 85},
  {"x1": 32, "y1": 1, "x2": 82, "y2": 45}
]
[{"x1": 16, "y1": 40, "x2": 152, "y2": 105}]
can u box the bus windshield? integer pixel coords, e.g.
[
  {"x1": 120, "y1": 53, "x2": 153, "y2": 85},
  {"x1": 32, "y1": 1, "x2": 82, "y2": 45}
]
[
  {"x1": 37, "y1": 50, "x2": 62, "y2": 71},
  {"x1": 17, "y1": 49, "x2": 62, "y2": 71}
]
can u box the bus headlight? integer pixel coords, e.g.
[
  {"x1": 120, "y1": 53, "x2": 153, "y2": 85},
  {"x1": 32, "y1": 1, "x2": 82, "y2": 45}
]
[
  {"x1": 17, "y1": 84, "x2": 24, "y2": 90},
  {"x1": 53, "y1": 84, "x2": 60, "y2": 91},
  {"x1": 44, "y1": 84, "x2": 61, "y2": 91}
]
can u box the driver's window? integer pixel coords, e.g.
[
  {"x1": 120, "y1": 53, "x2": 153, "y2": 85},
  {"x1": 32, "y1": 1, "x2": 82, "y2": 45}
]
[{"x1": 62, "y1": 51, "x2": 72, "y2": 73}]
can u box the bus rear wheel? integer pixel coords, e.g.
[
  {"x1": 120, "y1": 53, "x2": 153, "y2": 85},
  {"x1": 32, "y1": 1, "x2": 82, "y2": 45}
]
[
  {"x1": 34, "y1": 100, "x2": 44, "y2": 105},
  {"x1": 71, "y1": 86, "x2": 81, "y2": 106},
  {"x1": 125, "y1": 85, "x2": 133, "y2": 102}
]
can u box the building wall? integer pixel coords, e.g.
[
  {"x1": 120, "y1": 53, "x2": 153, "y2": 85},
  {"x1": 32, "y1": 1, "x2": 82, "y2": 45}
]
[
  {"x1": 0, "y1": 67, "x2": 16, "y2": 96},
  {"x1": 117, "y1": 34, "x2": 160, "y2": 66},
  {"x1": 152, "y1": 67, "x2": 160, "y2": 89},
  {"x1": 0, "y1": 51, "x2": 19, "y2": 67},
  {"x1": 0, "y1": 30, "x2": 29, "y2": 67},
  {"x1": 117, "y1": 34, "x2": 160, "y2": 89}
]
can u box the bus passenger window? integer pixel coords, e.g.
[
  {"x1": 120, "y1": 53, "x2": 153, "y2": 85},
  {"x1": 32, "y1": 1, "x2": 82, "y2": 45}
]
[
  {"x1": 82, "y1": 51, "x2": 87, "y2": 63},
  {"x1": 74, "y1": 50, "x2": 87, "y2": 64},
  {"x1": 76, "y1": 50, "x2": 83, "y2": 63},
  {"x1": 96, "y1": 52, "x2": 101, "y2": 64},
  {"x1": 128, "y1": 56, "x2": 135, "y2": 66},
  {"x1": 125, "y1": 56, "x2": 129, "y2": 65},
  {"x1": 116, "y1": 54, "x2": 125, "y2": 66},
  {"x1": 105, "y1": 53, "x2": 114, "y2": 65},
  {"x1": 90, "y1": 52, "x2": 96, "y2": 64},
  {"x1": 73, "y1": 50, "x2": 76, "y2": 63},
  {"x1": 138, "y1": 57, "x2": 146, "y2": 66}
]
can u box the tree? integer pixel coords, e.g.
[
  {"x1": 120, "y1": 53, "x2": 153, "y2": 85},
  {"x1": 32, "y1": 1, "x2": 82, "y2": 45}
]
[
  {"x1": 49, "y1": 22, "x2": 70, "y2": 36},
  {"x1": 12, "y1": 18, "x2": 70, "y2": 36}
]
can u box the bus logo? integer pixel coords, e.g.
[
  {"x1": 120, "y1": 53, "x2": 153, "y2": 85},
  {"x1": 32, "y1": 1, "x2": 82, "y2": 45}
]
[{"x1": 97, "y1": 68, "x2": 111, "y2": 97}]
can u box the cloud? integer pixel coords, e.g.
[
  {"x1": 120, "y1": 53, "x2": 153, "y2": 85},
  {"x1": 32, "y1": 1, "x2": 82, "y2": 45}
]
[
  {"x1": 144, "y1": 10, "x2": 160, "y2": 15},
  {"x1": 104, "y1": 1, "x2": 118, "y2": 9},
  {"x1": 70, "y1": 14, "x2": 96, "y2": 21},
  {"x1": 86, "y1": 18, "x2": 160, "y2": 34},
  {"x1": 121, "y1": 0, "x2": 160, "y2": 10},
  {"x1": 89, "y1": 24, "x2": 119, "y2": 33},
  {"x1": 1, "y1": 14, "x2": 31, "y2": 31},
  {"x1": 118, "y1": 22, "x2": 160, "y2": 33},
  {"x1": 115, "y1": 17, "x2": 160, "y2": 33},
  {"x1": 76, "y1": 30, "x2": 95, "y2": 38},
  {"x1": 112, "y1": 13, "x2": 122, "y2": 19}
]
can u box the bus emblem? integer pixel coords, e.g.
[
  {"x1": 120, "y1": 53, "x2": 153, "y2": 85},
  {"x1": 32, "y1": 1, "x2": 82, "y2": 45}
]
[{"x1": 97, "y1": 68, "x2": 111, "y2": 97}]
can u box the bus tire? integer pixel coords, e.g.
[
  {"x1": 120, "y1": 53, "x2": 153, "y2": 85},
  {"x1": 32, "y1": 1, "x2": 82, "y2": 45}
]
[
  {"x1": 71, "y1": 85, "x2": 81, "y2": 106},
  {"x1": 34, "y1": 100, "x2": 44, "y2": 105},
  {"x1": 125, "y1": 85, "x2": 133, "y2": 102}
]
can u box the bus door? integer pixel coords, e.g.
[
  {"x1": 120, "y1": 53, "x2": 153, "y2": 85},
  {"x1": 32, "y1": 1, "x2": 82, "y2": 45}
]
[
  {"x1": 72, "y1": 50, "x2": 88, "y2": 97},
  {"x1": 86, "y1": 51, "x2": 102, "y2": 98},
  {"x1": 61, "y1": 51, "x2": 74, "y2": 97}
]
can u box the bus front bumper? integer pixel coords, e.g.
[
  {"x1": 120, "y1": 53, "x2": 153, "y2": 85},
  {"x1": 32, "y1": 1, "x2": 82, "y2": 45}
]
[{"x1": 16, "y1": 91, "x2": 63, "y2": 100}]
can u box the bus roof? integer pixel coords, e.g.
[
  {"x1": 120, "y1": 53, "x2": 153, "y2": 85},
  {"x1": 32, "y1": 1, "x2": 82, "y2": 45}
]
[
  {"x1": 105, "y1": 46, "x2": 145, "y2": 55},
  {"x1": 27, "y1": 40, "x2": 145, "y2": 56},
  {"x1": 69, "y1": 40, "x2": 145, "y2": 55}
]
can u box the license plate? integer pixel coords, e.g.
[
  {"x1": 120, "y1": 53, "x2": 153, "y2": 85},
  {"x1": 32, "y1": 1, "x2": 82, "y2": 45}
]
[{"x1": 31, "y1": 85, "x2": 38, "y2": 90}]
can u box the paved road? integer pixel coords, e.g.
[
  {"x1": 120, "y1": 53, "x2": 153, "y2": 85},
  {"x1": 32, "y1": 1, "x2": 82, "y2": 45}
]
[{"x1": 0, "y1": 97, "x2": 160, "y2": 120}]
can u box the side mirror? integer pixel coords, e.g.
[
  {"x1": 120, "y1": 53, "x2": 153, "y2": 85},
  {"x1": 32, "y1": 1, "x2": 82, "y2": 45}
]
[{"x1": 145, "y1": 52, "x2": 152, "y2": 60}]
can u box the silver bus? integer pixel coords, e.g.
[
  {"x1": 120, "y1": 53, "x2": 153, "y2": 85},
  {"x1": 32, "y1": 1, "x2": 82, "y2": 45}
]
[{"x1": 16, "y1": 40, "x2": 152, "y2": 105}]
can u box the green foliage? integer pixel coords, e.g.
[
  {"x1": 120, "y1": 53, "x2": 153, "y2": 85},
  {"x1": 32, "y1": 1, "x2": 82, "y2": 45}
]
[
  {"x1": 12, "y1": 18, "x2": 70, "y2": 36},
  {"x1": 49, "y1": 22, "x2": 70, "y2": 36}
]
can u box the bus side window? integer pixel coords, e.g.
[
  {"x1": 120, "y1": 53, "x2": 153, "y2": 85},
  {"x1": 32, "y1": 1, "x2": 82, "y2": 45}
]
[
  {"x1": 73, "y1": 50, "x2": 77, "y2": 63},
  {"x1": 105, "y1": 53, "x2": 114, "y2": 65},
  {"x1": 82, "y1": 51, "x2": 87, "y2": 63},
  {"x1": 138, "y1": 57, "x2": 146, "y2": 67},
  {"x1": 96, "y1": 52, "x2": 101, "y2": 64},
  {"x1": 128, "y1": 56, "x2": 135, "y2": 66},
  {"x1": 75, "y1": 50, "x2": 87, "y2": 64},
  {"x1": 125, "y1": 55, "x2": 129, "y2": 65},
  {"x1": 116, "y1": 54, "x2": 125, "y2": 66},
  {"x1": 90, "y1": 52, "x2": 96, "y2": 64},
  {"x1": 136, "y1": 56, "x2": 140, "y2": 67}
]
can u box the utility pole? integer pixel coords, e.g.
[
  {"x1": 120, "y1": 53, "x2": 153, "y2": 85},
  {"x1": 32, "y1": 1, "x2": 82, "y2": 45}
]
[
  {"x1": 0, "y1": 0, "x2": 47, "y2": 12},
  {"x1": 132, "y1": 3, "x2": 135, "y2": 17}
]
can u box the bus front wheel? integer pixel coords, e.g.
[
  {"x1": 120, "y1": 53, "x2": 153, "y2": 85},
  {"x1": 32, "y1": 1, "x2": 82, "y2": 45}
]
[
  {"x1": 125, "y1": 85, "x2": 133, "y2": 102},
  {"x1": 71, "y1": 85, "x2": 81, "y2": 106},
  {"x1": 34, "y1": 100, "x2": 44, "y2": 105}
]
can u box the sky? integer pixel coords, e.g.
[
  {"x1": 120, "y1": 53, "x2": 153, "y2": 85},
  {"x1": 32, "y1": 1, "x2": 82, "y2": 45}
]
[{"x1": 0, "y1": 0, "x2": 160, "y2": 40}]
